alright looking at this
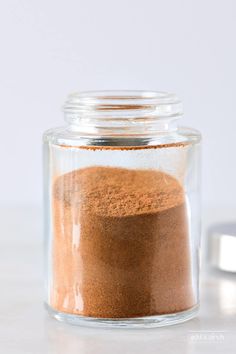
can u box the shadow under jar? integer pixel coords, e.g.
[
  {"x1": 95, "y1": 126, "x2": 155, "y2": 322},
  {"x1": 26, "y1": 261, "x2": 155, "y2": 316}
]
[{"x1": 43, "y1": 90, "x2": 201, "y2": 328}]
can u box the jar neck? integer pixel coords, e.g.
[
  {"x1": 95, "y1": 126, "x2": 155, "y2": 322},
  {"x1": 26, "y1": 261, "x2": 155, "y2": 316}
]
[{"x1": 63, "y1": 91, "x2": 183, "y2": 137}]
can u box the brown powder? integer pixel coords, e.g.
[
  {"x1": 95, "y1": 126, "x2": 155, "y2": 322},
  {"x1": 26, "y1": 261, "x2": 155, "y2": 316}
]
[
  {"x1": 59, "y1": 141, "x2": 189, "y2": 150},
  {"x1": 51, "y1": 166, "x2": 195, "y2": 318}
]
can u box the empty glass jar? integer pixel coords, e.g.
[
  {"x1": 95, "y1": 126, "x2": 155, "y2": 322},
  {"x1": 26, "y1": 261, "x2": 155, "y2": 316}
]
[{"x1": 43, "y1": 91, "x2": 201, "y2": 328}]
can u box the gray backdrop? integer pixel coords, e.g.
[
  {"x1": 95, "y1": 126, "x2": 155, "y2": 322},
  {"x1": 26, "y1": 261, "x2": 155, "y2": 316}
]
[{"x1": 0, "y1": 0, "x2": 235, "y2": 208}]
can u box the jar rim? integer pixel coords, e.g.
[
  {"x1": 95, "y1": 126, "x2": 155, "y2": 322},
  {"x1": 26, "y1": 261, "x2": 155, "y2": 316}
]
[
  {"x1": 63, "y1": 90, "x2": 183, "y2": 135},
  {"x1": 64, "y1": 90, "x2": 182, "y2": 115},
  {"x1": 65, "y1": 90, "x2": 179, "y2": 102}
]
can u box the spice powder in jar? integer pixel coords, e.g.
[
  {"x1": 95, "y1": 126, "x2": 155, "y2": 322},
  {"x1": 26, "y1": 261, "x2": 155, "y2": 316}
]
[
  {"x1": 51, "y1": 165, "x2": 194, "y2": 318},
  {"x1": 44, "y1": 90, "x2": 201, "y2": 327}
]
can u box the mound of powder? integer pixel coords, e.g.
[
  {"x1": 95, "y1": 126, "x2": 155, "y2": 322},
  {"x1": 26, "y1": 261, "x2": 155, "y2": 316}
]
[{"x1": 51, "y1": 166, "x2": 195, "y2": 318}]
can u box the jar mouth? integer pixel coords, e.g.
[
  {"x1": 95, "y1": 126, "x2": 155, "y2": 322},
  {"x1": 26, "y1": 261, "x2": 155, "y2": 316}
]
[{"x1": 63, "y1": 90, "x2": 183, "y2": 135}]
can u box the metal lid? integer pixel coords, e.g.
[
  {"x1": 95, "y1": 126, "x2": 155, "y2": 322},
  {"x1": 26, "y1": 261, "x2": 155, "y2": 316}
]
[{"x1": 208, "y1": 223, "x2": 236, "y2": 272}]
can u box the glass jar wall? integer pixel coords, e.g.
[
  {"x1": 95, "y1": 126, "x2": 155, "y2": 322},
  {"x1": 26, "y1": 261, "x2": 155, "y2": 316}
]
[{"x1": 43, "y1": 91, "x2": 201, "y2": 328}]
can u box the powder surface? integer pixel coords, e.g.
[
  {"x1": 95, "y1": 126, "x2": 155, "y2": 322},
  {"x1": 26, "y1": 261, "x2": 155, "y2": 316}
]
[
  {"x1": 51, "y1": 166, "x2": 195, "y2": 318},
  {"x1": 54, "y1": 166, "x2": 185, "y2": 217}
]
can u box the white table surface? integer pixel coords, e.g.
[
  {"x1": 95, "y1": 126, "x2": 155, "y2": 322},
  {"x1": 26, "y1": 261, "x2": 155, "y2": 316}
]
[{"x1": 0, "y1": 206, "x2": 235, "y2": 354}]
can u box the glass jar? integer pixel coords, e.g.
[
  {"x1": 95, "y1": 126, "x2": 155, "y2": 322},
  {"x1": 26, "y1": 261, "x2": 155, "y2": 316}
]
[{"x1": 43, "y1": 90, "x2": 201, "y2": 328}]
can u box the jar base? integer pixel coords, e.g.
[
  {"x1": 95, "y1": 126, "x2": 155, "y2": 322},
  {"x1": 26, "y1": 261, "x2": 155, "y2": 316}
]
[{"x1": 45, "y1": 303, "x2": 199, "y2": 328}]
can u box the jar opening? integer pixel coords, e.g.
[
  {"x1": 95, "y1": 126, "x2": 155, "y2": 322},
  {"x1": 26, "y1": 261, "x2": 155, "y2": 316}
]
[{"x1": 63, "y1": 90, "x2": 183, "y2": 136}]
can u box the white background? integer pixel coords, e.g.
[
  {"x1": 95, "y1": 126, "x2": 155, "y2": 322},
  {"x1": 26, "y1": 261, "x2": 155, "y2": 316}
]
[
  {"x1": 1, "y1": 3, "x2": 236, "y2": 352},
  {"x1": 0, "y1": 0, "x2": 236, "y2": 208}
]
